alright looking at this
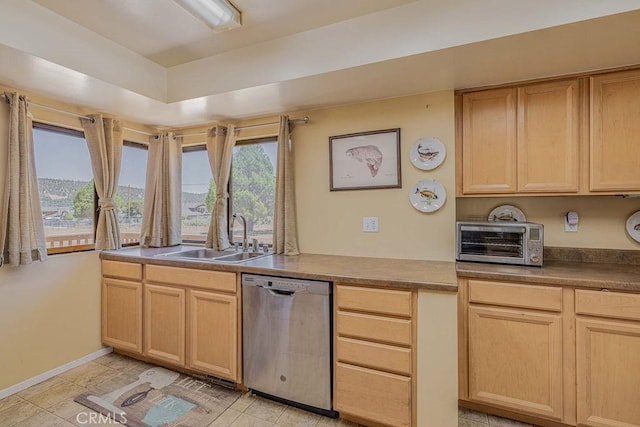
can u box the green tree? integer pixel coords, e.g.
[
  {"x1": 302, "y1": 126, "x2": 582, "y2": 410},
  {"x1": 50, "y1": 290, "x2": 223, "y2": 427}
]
[
  {"x1": 231, "y1": 145, "x2": 275, "y2": 232},
  {"x1": 73, "y1": 180, "x2": 95, "y2": 218},
  {"x1": 205, "y1": 179, "x2": 217, "y2": 212}
]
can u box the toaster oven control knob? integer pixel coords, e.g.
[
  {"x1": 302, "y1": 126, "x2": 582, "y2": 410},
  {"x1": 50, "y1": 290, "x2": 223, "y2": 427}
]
[{"x1": 530, "y1": 254, "x2": 540, "y2": 264}]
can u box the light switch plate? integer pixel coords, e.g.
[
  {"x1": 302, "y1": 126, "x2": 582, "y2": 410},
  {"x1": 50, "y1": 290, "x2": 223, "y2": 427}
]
[{"x1": 363, "y1": 217, "x2": 379, "y2": 233}]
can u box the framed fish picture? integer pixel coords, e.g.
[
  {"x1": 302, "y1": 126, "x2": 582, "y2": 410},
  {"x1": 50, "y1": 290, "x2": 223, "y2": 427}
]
[{"x1": 329, "y1": 128, "x2": 401, "y2": 191}]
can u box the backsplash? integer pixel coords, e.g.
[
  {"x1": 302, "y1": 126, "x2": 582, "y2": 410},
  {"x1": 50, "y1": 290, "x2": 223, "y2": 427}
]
[{"x1": 457, "y1": 196, "x2": 640, "y2": 251}]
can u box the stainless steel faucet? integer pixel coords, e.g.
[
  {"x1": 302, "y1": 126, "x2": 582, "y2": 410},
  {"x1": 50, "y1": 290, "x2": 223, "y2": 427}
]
[{"x1": 230, "y1": 213, "x2": 248, "y2": 251}]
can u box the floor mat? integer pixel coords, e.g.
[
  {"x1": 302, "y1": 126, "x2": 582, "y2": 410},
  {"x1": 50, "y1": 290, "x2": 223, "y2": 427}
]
[{"x1": 75, "y1": 366, "x2": 241, "y2": 427}]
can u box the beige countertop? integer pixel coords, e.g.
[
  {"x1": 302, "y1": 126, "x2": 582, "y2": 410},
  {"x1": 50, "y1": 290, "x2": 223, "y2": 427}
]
[
  {"x1": 456, "y1": 260, "x2": 640, "y2": 292},
  {"x1": 100, "y1": 246, "x2": 458, "y2": 292}
]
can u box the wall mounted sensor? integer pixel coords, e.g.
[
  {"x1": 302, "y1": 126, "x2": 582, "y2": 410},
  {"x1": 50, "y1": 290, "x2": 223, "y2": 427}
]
[{"x1": 565, "y1": 211, "x2": 579, "y2": 232}]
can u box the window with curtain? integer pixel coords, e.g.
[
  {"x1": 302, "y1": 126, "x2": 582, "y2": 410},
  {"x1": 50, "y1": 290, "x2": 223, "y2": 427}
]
[
  {"x1": 230, "y1": 139, "x2": 277, "y2": 247},
  {"x1": 32, "y1": 123, "x2": 96, "y2": 253},
  {"x1": 116, "y1": 142, "x2": 147, "y2": 246},
  {"x1": 180, "y1": 139, "x2": 277, "y2": 246},
  {"x1": 182, "y1": 147, "x2": 214, "y2": 243}
]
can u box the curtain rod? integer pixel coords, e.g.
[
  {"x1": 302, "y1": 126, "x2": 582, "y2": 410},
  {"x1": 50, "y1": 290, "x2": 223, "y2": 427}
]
[
  {"x1": 1, "y1": 93, "x2": 309, "y2": 137},
  {"x1": 174, "y1": 117, "x2": 310, "y2": 138},
  {"x1": 1, "y1": 93, "x2": 155, "y2": 136}
]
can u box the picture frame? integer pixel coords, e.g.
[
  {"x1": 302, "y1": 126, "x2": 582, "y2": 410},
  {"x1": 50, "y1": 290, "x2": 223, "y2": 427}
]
[{"x1": 329, "y1": 128, "x2": 401, "y2": 191}]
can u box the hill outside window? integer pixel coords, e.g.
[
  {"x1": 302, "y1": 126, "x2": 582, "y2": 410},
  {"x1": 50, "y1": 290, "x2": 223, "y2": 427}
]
[{"x1": 32, "y1": 123, "x2": 96, "y2": 254}]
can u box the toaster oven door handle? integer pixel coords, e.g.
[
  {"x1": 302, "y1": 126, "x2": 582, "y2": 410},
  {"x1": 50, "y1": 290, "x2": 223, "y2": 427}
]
[{"x1": 459, "y1": 225, "x2": 526, "y2": 233}]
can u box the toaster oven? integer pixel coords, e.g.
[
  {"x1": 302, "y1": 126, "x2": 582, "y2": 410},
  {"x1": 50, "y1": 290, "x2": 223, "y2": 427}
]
[{"x1": 456, "y1": 221, "x2": 543, "y2": 266}]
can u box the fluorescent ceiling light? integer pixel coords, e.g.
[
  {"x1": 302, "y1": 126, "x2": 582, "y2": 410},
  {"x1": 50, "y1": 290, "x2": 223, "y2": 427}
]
[{"x1": 174, "y1": 0, "x2": 242, "y2": 32}]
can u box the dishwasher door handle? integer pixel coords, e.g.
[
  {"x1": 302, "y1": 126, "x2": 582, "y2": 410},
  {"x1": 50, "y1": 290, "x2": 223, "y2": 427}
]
[{"x1": 268, "y1": 289, "x2": 295, "y2": 297}]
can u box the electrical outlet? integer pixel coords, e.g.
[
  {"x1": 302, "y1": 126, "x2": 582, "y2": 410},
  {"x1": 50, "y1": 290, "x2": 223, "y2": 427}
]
[
  {"x1": 363, "y1": 217, "x2": 379, "y2": 233},
  {"x1": 565, "y1": 211, "x2": 579, "y2": 232}
]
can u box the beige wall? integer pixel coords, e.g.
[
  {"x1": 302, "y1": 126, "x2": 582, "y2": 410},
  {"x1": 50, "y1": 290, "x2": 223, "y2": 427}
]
[
  {"x1": 0, "y1": 252, "x2": 102, "y2": 390},
  {"x1": 417, "y1": 290, "x2": 458, "y2": 427},
  {"x1": 457, "y1": 196, "x2": 640, "y2": 250},
  {"x1": 0, "y1": 87, "x2": 130, "y2": 390},
  {"x1": 294, "y1": 91, "x2": 456, "y2": 261}
]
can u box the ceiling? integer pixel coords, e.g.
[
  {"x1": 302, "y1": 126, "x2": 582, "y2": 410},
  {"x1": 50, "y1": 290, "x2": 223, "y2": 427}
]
[{"x1": 1, "y1": 0, "x2": 640, "y2": 128}]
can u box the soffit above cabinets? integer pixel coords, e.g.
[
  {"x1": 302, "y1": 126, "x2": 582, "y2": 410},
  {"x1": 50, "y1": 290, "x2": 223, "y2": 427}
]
[{"x1": 0, "y1": 1, "x2": 639, "y2": 127}]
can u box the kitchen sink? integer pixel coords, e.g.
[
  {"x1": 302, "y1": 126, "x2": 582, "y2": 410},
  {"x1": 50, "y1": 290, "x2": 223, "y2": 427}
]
[
  {"x1": 214, "y1": 251, "x2": 269, "y2": 263},
  {"x1": 157, "y1": 248, "x2": 271, "y2": 263},
  {"x1": 158, "y1": 248, "x2": 235, "y2": 259}
]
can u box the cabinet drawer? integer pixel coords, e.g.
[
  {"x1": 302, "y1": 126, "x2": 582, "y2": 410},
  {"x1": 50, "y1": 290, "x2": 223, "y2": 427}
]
[
  {"x1": 146, "y1": 265, "x2": 236, "y2": 293},
  {"x1": 336, "y1": 285, "x2": 412, "y2": 317},
  {"x1": 337, "y1": 336, "x2": 411, "y2": 376},
  {"x1": 335, "y1": 362, "x2": 411, "y2": 427},
  {"x1": 575, "y1": 289, "x2": 640, "y2": 322},
  {"x1": 469, "y1": 279, "x2": 562, "y2": 312},
  {"x1": 102, "y1": 260, "x2": 142, "y2": 280},
  {"x1": 337, "y1": 311, "x2": 412, "y2": 346}
]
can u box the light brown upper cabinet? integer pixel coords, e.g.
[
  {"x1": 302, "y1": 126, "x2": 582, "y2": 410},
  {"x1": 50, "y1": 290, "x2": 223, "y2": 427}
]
[
  {"x1": 590, "y1": 69, "x2": 640, "y2": 192},
  {"x1": 462, "y1": 88, "x2": 517, "y2": 194},
  {"x1": 517, "y1": 80, "x2": 579, "y2": 193},
  {"x1": 460, "y1": 80, "x2": 580, "y2": 195}
]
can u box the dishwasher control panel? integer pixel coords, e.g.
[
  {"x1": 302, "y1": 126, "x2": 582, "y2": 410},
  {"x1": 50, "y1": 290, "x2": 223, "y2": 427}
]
[{"x1": 242, "y1": 274, "x2": 331, "y2": 295}]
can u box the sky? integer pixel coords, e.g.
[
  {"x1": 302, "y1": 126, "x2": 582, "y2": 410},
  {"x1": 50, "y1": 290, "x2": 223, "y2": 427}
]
[{"x1": 32, "y1": 129, "x2": 278, "y2": 194}]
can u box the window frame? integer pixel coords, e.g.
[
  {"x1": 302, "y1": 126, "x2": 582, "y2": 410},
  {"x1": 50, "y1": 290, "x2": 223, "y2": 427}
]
[
  {"x1": 180, "y1": 136, "x2": 277, "y2": 246},
  {"x1": 33, "y1": 122, "x2": 97, "y2": 255},
  {"x1": 181, "y1": 144, "x2": 217, "y2": 244},
  {"x1": 119, "y1": 141, "x2": 148, "y2": 248}
]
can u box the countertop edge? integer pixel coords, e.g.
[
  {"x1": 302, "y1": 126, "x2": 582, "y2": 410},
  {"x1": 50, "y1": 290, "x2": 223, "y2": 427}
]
[
  {"x1": 100, "y1": 251, "x2": 458, "y2": 292},
  {"x1": 456, "y1": 262, "x2": 640, "y2": 292}
]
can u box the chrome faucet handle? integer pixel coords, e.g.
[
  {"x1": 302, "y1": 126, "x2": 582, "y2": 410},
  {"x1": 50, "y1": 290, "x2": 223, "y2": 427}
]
[
  {"x1": 252, "y1": 239, "x2": 259, "y2": 252},
  {"x1": 233, "y1": 242, "x2": 241, "y2": 252}
]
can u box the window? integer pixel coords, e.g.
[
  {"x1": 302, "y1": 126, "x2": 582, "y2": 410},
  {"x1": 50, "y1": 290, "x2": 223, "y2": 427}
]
[
  {"x1": 32, "y1": 124, "x2": 95, "y2": 253},
  {"x1": 180, "y1": 139, "x2": 277, "y2": 247},
  {"x1": 116, "y1": 142, "x2": 147, "y2": 246},
  {"x1": 182, "y1": 148, "x2": 213, "y2": 243},
  {"x1": 230, "y1": 140, "x2": 277, "y2": 247}
]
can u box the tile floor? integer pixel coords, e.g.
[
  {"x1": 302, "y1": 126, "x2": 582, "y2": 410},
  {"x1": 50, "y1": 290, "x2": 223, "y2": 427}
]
[{"x1": 0, "y1": 353, "x2": 536, "y2": 427}]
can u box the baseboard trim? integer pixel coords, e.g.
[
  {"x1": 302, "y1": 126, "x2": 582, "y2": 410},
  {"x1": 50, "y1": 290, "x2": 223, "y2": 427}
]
[{"x1": 0, "y1": 347, "x2": 113, "y2": 400}]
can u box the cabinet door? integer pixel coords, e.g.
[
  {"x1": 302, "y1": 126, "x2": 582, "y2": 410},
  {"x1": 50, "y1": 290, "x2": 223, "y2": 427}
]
[
  {"x1": 517, "y1": 80, "x2": 579, "y2": 192},
  {"x1": 462, "y1": 88, "x2": 517, "y2": 194},
  {"x1": 144, "y1": 284, "x2": 186, "y2": 366},
  {"x1": 590, "y1": 69, "x2": 640, "y2": 191},
  {"x1": 468, "y1": 305, "x2": 563, "y2": 420},
  {"x1": 335, "y1": 362, "x2": 411, "y2": 427},
  {"x1": 188, "y1": 290, "x2": 238, "y2": 381},
  {"x1": 102, "y1": 278, "x2": 142, "y2": 353},
  {"x1": 576, "y1": 318, "x2": 640, "y2": 427}
]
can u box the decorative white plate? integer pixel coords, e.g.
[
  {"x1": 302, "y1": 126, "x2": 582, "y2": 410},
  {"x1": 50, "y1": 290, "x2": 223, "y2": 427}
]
[
  {"x1": 626, "y1": 211, "x2": 640, "y2": 243},
  {"x1": 410, "y1": 137, "x2": 446, "y2": 170},
  {"x1": 488, "y1": 205, "x2": 526, "y2": 222},
  {"x1": 410, "y1": 179, "x2": 446, "y2": 213}
]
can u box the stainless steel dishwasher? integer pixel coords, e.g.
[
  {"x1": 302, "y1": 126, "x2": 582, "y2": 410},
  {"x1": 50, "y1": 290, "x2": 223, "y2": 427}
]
[{"x1": 242, "y1": 273, "x2": 335, "y2": 416}]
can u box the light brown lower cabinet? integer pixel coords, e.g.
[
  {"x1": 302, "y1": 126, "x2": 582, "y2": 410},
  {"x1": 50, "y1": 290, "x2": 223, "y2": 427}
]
[
  {"x1": 334, "y1": 284, "x2": 415, "y2": 427},
  {"x1": 101, "y1": 261, "x2": 143, "y2": 354},
  {"x1": 102, "y1": 278, "x2": 142, "y2": 353},
  {"x1": 335, "y1": 362, "x2": 411, "y2": 426},
  {"x1": 188, "y1": 289, "x2": 237, "y2": 381},
  {"x1": 101, "y1": 261, "x2": 240, "y2": 383},
  {"x1": 144, "y1": 284, "x2": 186, "y2": 366},
  {"x1": 460, "y1": 278, "x2": 640, "y2": 427},
  {"x1": 575, "y1": 289, "x2": 640, "y2": 427},
  {"x1": 468, "y1": 305, "x2": 563, "y2": 420}
]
